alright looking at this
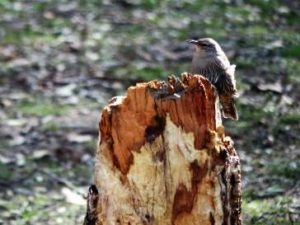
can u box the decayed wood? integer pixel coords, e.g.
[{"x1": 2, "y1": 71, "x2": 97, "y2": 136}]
[
  {"x1": 83, "y1": 185, "x2": 99, "y2": 225},
  {"x1": 93, "y1": 73, "x2": 242, "y2": 225}
]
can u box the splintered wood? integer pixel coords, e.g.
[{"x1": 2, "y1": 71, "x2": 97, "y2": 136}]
[{"x1": 94, "y1": 73, "x2": 242, "y2": 225}]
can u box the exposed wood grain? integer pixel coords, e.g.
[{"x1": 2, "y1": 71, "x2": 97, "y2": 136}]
[{"x1": 93, "y1": 73, "x2": 242, "y2": 225}]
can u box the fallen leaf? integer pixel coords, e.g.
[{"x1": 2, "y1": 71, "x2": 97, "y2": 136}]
[
  {"x1": 67, "y1": 133, "x2": 93, "y2": 143},
  {"x1": 0, "y1": 45, "x2": 17, "y2": 61},
  {"x1": 0, "y1": 99, "x2": 13, "y2": 108},
  {"x1": 31, "y1": 150, "x2": 50, "y2": 160},
  {"x1": 9, "y1": 136, "x2": 25, "y2": 146},
  {"x1": 8, "y1": 58, "x2": 31, "y2": 67},
  {"x1": 6, "y1": 119, "x2": 27, "y2": 127},
  {"x1": 257, "y1": 82, "x2": 283, "y2": 93},
  {"x1": 16, "y1": 153, "x2": 26, "y2": 166},
  {"x1": 61, "y1": 187, "x2": 85, "y2": 205},
  {"x1": 56, "y1": 84, "x2": 76, "y2": 97},
  {"x1": 0, "y1": 154, "x2": 12, "y2": 164},
  {"x1": 265, "y1": 40, "x2": 283, "y2": 50}
]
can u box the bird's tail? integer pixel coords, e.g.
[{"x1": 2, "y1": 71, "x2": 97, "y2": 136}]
[{"x1": 220, "y1": 95, "x2": 238, "y2": 120}]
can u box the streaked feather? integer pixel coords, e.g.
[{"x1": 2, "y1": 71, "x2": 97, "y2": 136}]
[{"x1": 190, "y1": 38, "x2": 238, "y2": 120}]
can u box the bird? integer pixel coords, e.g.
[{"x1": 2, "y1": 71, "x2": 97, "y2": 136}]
[{"x1": 188, "y1": 38, "x2": 238, "y2": 120}]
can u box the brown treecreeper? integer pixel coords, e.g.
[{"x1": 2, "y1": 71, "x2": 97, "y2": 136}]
[{"x1": 189, "y1": 38, "x2": 238, "y2": 120}]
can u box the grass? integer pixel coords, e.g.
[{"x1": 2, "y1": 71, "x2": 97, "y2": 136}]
[
  {"x1": 279, "y1": 112, "x2": 300, "y2": 125},
  {"x1": 181, "y1": 0, "x2": 217, "y2": 12},
  {"x1": 243, "y1": 196, "x2": 294, "y2": 225},
  {"x1": 0, "y1": 0, "x2": 12, "y2": 9},
  {"x1": 17, "y1": 100, "x2": 70, "y2": 117},
  {"x1": 247, "y1": 0, "x2": 281, "y2": 15},
  {"x1": 267, "y1": 160, "x2": 300, "y2": 179},
  {"x1": 281, "y1": 45, "x2": 300, "y2": 59},
  {"x1": 42, "y1": 121, "x2": 61, "y2": 132},
  {"x1": 285, "y1": 59, "x2": 300, "y2": 84},
  {"x1": 132, "y1": 65, "x2": 170, "y2": 80},
  {"x1": 83, "y1": 140, "x2": 97, "y2": 153},
  {"x1": 2, "y1": 26, "x2": 56, "y2": 45},
  {"x1": 0, "y1": 162, "x2": 13, "y2": 180},
  {"x1": 141, "y1": 0, "x2": 160, "y2": 8},
  {"x1": 78, "y1": 0, "x2": 103, "y2": 8},
  {"x1": 237, "y1": 103, "x2": 272, "y2": 124},
  {"x1": 2, "y1": 192, "x2": 84, "y2": 224},
  {"x1": 0, "y1": 139, "x2": 10, "y2": 150},
  {"x1": 244, "y1": 25, "x2": 269, "y2": 37}
]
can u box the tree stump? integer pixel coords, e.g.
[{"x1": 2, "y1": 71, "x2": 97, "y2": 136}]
[{"x1": 93, "y1": 73, "x2": 242, "y2": 225}]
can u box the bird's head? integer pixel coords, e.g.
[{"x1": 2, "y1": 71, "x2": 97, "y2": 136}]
[{"x1": 188, "y1": 38, "x2": 223, "y2": 57}]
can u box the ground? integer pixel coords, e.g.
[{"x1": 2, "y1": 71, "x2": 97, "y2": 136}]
[{"x1": 0, "y1": 0, "x2": 299, "y2": 224}]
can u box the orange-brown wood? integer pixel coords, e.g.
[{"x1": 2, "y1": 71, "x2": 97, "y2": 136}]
[{"x1": 94, "y1": 73, "x2": 242, "y2": 225}]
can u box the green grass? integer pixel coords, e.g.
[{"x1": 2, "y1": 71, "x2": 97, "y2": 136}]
[
  {"x1": 247, "y1": 0, "x2": 281, "y2": 15},
  {"x1": 2, "y1": 27, "x2": 56, "y2": 45},
  {"x1": 119, "y1": 24, "x2": 145, "y2": 38},
  {"x1": 243, "y1": 196, "x2": 294, "y2": 225},
  {"x1": 238, "y1": 103, "x2": 272, "y2": 123},
  {"x1": 17, "y1": 100, "x2": 70, "y2": 117},
  {"x1": 42, "y1": 121, "x2": 61, "y2": 132},
  {"x1": 114, "y1": 65, "x2": 172, "y2": 81},
  {"x1": 0, "y1": 0, "x2": 12, "y2": 9},
  {"x1": 0, "y1": 162, "x2": 13, "y2": 180},
  {"x1": 84, "y1": 140, "x2": 97, "y2": 153},
  {"x1": 281, "y1": 45, "x2": 300, "y2": 59},
  {"x1": 244, "y1": 25, "x2": 269, "y2": 37},
  {"x1": 2, "y1": 193, "x2": 84, "y2": 224},
  {"x1": 0, "y1": 139, "x2": 10, "y2": 150},
  {"x1": 72, "y1": 164, "x2": 93, "y2": 179},
  {"x1": 78, "y1": 0, "x2": 103, "y2": 8},
  {"x1": 285, "y1": 59, "x2": 300, "y2": 84},
  {"x1": 286, "y1": 11, "x2": 300, "y2": 25},
  {"x1": 181, "y1": 0, "x2": 216, "y2": 12},
  {"x1": 279, "y1": 112, "x2": 300, "y2": 125},
  {"x1": 236, "y1": 57, "x2": 256, "y2": 69},
  {"x1": 267, "y1": 160, "x2": 300, "y2": 179},
  {"x1": 141, "y1": 0, "x2": 160, "y2": 8},
  {"x1": 132, "y1": 66, "x2": 170, "y2": 80}
]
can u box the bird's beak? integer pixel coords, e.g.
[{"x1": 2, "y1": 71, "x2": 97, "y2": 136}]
[{"x1": 187, "y1": 39, "x2": 198, "y2": 45}]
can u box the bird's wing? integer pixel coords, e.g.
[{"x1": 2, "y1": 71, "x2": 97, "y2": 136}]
[
  {"x1": 216, "y1": 54, "x2": 230, "y2": 69},
  {"x1": 226, "y1": 64, "x2": 236, "y2": 76},
  {"x1": 209, "y1": 61, "x2": 237, "y2": 96}
]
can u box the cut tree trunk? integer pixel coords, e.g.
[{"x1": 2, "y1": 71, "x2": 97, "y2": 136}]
[{"x1": 93, "y1": 73, "x2": 242, "y2": 225}]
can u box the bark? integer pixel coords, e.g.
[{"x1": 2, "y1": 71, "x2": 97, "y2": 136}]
[
  {"x1": 92, "y1": 73, "x2": 242, "y2": 225},
  {"x1": 83, "y1": 185, "x2": 99, "y2": 225}
]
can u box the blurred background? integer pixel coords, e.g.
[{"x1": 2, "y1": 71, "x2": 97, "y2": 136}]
[{"x1": 0, "y1": 0, "x2": 299, "y2": 224}]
